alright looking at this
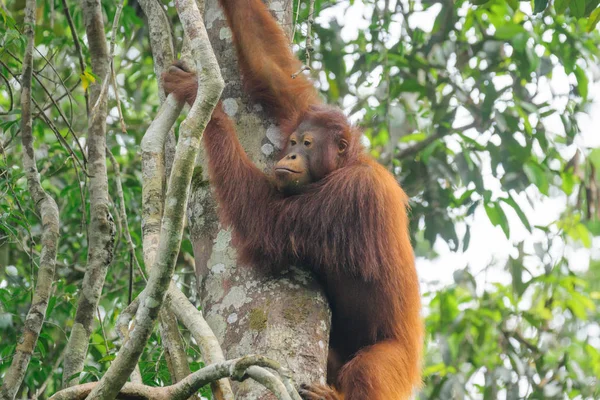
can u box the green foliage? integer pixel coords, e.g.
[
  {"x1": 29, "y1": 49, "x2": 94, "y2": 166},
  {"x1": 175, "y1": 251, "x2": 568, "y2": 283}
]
[
  {"x1": 0, "y1": 0, "x2": 598, "y2": 398},
  {"x1": 475, "y1": 0, "x2": 600, "y2": 32},
  {"x1": 297, "y1": 0, "x2": 600, "y2": 398},
  {"x1": 422, "y1": 253, "x2": 600, "y2": 399},
  {"x1": 303, "y1": 0, "x2": 600, "y2": 253}
]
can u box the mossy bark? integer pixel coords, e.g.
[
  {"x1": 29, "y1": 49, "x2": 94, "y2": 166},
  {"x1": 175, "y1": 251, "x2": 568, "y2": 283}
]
[{"x1": 188, "y1": 2, "x2": 331, "y2": 398}]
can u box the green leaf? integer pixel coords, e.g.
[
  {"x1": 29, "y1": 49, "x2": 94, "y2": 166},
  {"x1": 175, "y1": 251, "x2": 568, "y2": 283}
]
[
  {"x1": 570, "y1": 0, "x2": 585, "y2": 17},
  {"x1": 399, "y1": 132, "x2": 427, "y2": 143},
  {"x1": 511, "y1": 33, "x2": 528, "y2": 52},
  {"x1": 587, "y1": 220, "x2": 600, "y2": 235},
  {"x1": 495, "y1": 24, "x2": 527, "y2": 40},
  {"x1": 555, "y1": 0, "x2": 570, "y2": 13},
  {"x1": 586, "y1": 6, "x2": 600, "y2": 31},
  {"x1": 575, "y1": 223, "x2": 592, "y2": 247},
  {"x1": 36, "y1": 339, "x2": 47, "y2": 358},
  {"x1": 46, "y1": 295, "x2": 57, "y2": 317},
  {"x1": 567, "y1": 299, "x2": 588, "y2": 319},
  {"x1": 560, "y1": 172, "x2": 576, "y2": 195},
  {"x1": 534, "y1": 0, "x2": 549, "y2": 13},
  {"x1": 508, "y1": 257, "x2": 526, "y2": 297},
  {"x1": 574, "y1": 65, "x2": 589, "y2": 99},
  {"x1": 397, "y1": 79, "x2": 427, "y2": 95},
  {"x1": 463, "y1": 225, "x2": 471, "y2": 251},
  {"x1": 500, "y1": 195, "x2": 532, "y2": 232},
  {"x1": 484, "y1": 201, "x2": 510, "y2": 238},
  {"x1": 523, "y1": 161, "x2": 549, "y2": 195},
  {"x1": 589, "y1": 148, "x2": 600, "y2": 170},
  {"x1": 98, "y1": 354, "x2": 116, "y2": 363}
]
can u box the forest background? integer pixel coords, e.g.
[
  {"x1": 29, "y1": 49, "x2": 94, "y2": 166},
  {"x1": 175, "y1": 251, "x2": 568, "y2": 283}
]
[{"x1": 1, "y1": 0, "x2": 599, "y2": 398}]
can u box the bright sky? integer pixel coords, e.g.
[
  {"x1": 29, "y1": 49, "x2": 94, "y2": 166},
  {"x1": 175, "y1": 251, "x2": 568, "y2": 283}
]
[{"x1": 317, "y1": 0, "x2": 600, "y2": 291}]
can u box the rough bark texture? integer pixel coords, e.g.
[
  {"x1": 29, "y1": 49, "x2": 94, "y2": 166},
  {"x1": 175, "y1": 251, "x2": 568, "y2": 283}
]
[
  {"x1": 138, "y1": 0, "x2": 178, "y2": 176},
  {"x1": 0, "y1": 0, "x2": 60, "y2": 398},
  {"x1": 62, "y1": 0, "x2": 116, "y2": 387},
  {"x1": 82, "y1": 0, "x2": 224, "y2": 395},
  {"x1": 188, "y1": 2, "x2": 331, "y2": 398},
  {"x1": 83, "y1": 96, "x2": 183, "y2": 400},
  {"x1": 51, "y1": 355, "x2": 300, "y2": 400},
  {"x1": 137, "y1": 0, "x2": 192, "y2": 383},
  {"x1": 137, "y1": 4, "x2": 233, "y2": 393}
]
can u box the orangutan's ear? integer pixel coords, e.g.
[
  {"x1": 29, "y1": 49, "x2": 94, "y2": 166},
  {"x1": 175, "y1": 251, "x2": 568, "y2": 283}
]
[{"x1": 338, "y1": 139, "x2": 348, "y2": 154}]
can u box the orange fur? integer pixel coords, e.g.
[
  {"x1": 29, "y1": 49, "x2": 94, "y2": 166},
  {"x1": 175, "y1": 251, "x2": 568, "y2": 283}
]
[{"x1": 163, "y1": 1, "x2": 423, "y2": 398}]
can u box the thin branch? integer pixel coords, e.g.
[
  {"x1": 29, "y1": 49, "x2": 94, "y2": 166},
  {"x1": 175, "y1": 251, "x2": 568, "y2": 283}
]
[
  {"x1": 290, "y1": 0, "x2": 302, "y2": 44},
  {"x1": 109, "y1": 0, "x2": 127, "y2": 133},
  {"x1": 0, "y1": 59, "x2": 89, "y2": 173},
  {"x1": 396, "y1": 0, "x2": 415, "y2": 40},
  {"x1": 32, "y1": 47, "x2": 76, "y2": 125},
  {"x1": 106, "y1": 149, "x2": 143, "y2": 291},
  {"x1": 501, "y1": 328, "x2": 539, "y2": 354},
  {"x1": 304, "y1": 0, "x2": 315, "y2": 68},
  {"x1": 5, "y1": 37, "x2": 82, "y2": 145},
  {"x1": 96, "y1": 307, "x2": 110, "y2": 356},
  {"x1": 291, "y1": 0, "x2": 315, "y2": 79},
  {"x1": 61, "y1": 0, "x2": 89, "y2": 114},
  {"x1": 31, "y1": 72, "x2": 87, "y2": 164}
]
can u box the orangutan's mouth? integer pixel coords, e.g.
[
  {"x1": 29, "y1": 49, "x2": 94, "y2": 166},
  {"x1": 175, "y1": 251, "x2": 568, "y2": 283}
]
[{"x1": 275, "y1": 167, "x2": 301, "y2": 174}]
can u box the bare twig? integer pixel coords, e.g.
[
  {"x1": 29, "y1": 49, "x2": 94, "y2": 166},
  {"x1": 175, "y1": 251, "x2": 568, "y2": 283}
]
[
  {"x1": 304, "y1": 0, "x2": 315, "y2": 69},
  {"x1": 106, "y1": 149, "x2": 144, "y2": 297},
  {"x1": 61, "y1": 0, "x2": 89, "y2": 114},
  {"x1": 109, "y1": 0, "x2": 127, "y2": 133},
  {"x1": 0, "y1": 60, "x2": 88, "y2": 174},
  {"x1": 31, "y1": 72, "x2": 87, "y2": 163},
  {"x1": 290, "y1": 0, "x2": 302, "y2": 44},
  {"x1": 4, "y1": 24, "x2": 80, "y2": 133},
  {"x1": 37, "y1": 80, "x2": 81, "y2": 114},
  {"x1": 96, "y1": 307, "x2": 110, "y2": 356},
  {"x1": 396, "y1": 0, "x2": 415, "y2": 40},
  {"x1": 291, "y1": 0, "x2": 315, "y2": 79},
  {"x1": 33, "y1": 48, "x2": 76, "y2": 125}
]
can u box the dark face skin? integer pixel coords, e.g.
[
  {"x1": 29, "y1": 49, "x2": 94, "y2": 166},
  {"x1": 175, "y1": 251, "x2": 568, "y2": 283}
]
[{"x1": 274, "y1": 121, "x2": 348, "y2": 194}]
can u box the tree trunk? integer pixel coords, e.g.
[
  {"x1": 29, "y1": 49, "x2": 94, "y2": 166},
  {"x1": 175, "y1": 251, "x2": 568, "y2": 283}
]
[
  {"x1": 188, "y1": 1, "x2": 331, "y2": 399},
  {"x1": 62, "y1": 0, "x2": 116, "y2": 387}
]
